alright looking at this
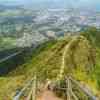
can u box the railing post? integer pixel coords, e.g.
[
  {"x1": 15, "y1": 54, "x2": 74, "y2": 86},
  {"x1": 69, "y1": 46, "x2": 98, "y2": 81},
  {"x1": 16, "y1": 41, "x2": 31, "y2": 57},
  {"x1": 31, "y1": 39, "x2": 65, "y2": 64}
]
[
  {"x1": 69, "y1": 77, "x2": 78, "y2": 100},
  {"x1": 66, "y1": 77, "x2": 71, "y2": 100},
  {"x1": 26, "y1": 75, "x2": 37, "y2": 100},
  {"x1": 32, "y1": 75, "x2": 37, "y2": 100}
]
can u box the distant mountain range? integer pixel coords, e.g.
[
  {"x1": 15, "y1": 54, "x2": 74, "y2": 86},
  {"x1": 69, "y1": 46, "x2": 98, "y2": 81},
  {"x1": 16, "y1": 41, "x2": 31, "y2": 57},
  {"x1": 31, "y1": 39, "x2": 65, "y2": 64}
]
[{"x1": 0, "y1": 0, "x2": 100, "y2": 11}]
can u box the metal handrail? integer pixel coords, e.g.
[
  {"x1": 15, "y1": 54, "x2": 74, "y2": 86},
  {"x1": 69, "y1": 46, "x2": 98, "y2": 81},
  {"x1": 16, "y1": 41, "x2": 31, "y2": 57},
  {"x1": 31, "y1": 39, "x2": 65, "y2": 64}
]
[
  {"x1": 68, "y1": 76, "x2": 98, "y2": 100},
  {"x1": 26, "y1": 75, "x2": 37, "y2": 100},
  {"x1": 53, "y1": 76, "x2": 98, "y2": 100},
  {"x1": 13, "y1": 77, "x2": 36, "y2": 100}
]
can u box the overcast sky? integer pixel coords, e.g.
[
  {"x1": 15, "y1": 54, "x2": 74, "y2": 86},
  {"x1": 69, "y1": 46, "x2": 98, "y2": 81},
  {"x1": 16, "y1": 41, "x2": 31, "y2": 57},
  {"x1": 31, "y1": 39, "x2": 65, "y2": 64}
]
[{"x1": 0, "y1": 0, "x2": 100, "y2": 11}]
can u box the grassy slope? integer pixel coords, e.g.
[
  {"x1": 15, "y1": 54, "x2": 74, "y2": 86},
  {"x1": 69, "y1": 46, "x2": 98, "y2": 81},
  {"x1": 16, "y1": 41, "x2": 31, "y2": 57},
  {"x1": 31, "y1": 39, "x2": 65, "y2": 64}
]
[
  {"x1": 0, "y1": 38, "x2": 70, "y2": 99},
  {"x1": 0, "y1": 35, "x2": 99, "y2": 99},
  {"x1": 81, "y1": 27, "x2": 100, "y2": 96}
]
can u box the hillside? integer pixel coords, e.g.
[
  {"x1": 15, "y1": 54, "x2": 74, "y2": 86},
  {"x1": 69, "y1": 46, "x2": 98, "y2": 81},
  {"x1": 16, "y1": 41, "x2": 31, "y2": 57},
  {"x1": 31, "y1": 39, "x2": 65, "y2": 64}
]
[
  {"x1": 0, "y1": 38, "x2": 67, "y2": 99},
  {"x1": 0, "y1": 34, "x2": 99, "y2": 99},
  {"x1": 81, "y1": 27, "x2": 100, "y2": 92}
]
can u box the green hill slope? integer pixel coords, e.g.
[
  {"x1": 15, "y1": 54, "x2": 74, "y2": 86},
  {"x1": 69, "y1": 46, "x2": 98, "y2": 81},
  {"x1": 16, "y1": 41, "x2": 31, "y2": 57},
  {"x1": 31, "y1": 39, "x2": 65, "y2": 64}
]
[
  {"x1": 0, "y1": 35, "x2": 99, "y2": 99},
  {"x1": 0, "y1": 38, "x2": 69, "y2": 99},
  {"x1": 81, "y1": 27, "x2": 100, "y2": 96}
]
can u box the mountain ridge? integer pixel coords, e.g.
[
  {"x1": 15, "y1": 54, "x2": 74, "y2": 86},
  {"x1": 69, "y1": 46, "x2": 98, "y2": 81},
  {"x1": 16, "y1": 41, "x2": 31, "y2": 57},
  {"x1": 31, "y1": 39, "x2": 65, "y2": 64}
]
[{"x1": 0, "y1": 34, "x2": 99, "y2": 99}]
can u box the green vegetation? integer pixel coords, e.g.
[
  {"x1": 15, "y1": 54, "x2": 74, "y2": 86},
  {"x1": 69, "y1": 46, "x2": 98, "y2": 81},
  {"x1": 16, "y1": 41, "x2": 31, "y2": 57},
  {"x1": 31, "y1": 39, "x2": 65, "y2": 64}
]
[
  {"x1": 81, "y1": 27, "x2": 100, "y2": 47},
  {"x1": 0, "y1": 37, "x2": 17, "y2": 51},
  {"x1": 0, "y1": 39, "x2": 68, "y2": 99},
  {"x1": 81, "y1": 27, "x2": 100, "y2": 96},
  {"x1": 0, "y1": 27, "x2": 100, "y2": 99}
]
